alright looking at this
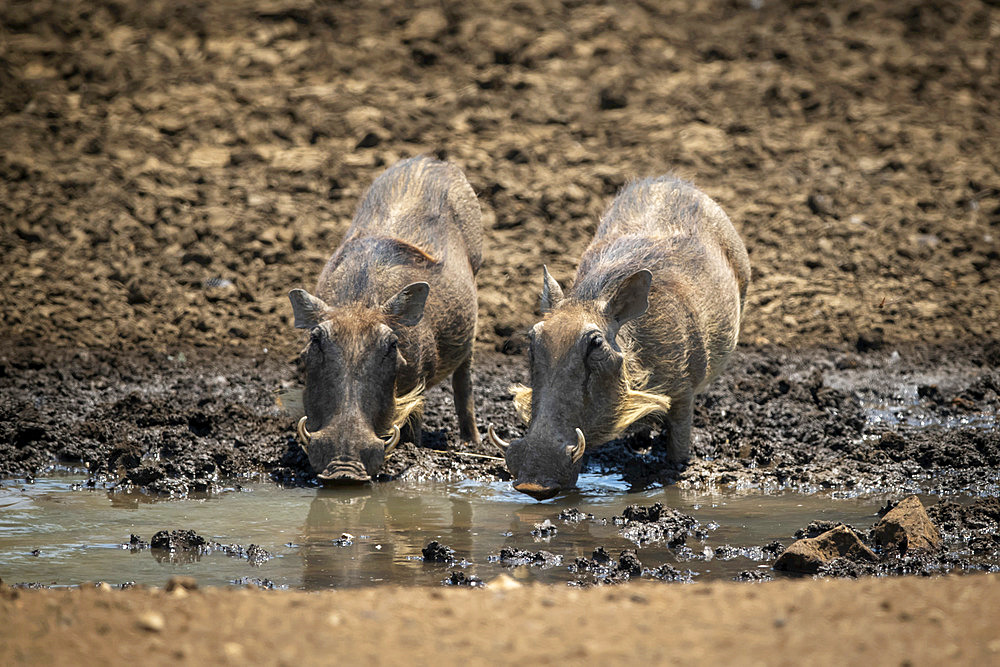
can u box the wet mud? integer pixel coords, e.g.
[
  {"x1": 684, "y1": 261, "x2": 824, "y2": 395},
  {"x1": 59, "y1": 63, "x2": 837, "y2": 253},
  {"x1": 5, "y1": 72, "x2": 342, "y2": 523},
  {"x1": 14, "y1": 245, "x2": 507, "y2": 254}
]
[{"x1": 2, "y1": 345, "x2": 997, "y2": 499}]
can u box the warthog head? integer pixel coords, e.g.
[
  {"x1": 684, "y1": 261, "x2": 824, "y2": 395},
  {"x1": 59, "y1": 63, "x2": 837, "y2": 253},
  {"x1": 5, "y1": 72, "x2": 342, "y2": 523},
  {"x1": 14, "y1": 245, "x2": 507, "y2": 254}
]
[
  {"x1": 289, "y1": 283, "x2": 428, "y2": 484},
  {"x1": 490, "y1": 267, "x2": 672, "y2": 499}
]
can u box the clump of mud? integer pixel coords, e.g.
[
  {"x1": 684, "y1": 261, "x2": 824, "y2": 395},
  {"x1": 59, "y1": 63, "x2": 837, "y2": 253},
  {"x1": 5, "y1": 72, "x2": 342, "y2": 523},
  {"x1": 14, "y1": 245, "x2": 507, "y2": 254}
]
[
  {"x1": 557, "y1": 508, "x2": 594, "y2": 523},
  {"x1": 443, "y1": 572, "x2": 485, "y2": 588},
  {"x1": 713, "y1": 542, "x2": 784, "y2": 562},
  {"x1": 615, "y1": 503, "x2": 707, "y2": 547},
  {"x1": 136, "y1": 530, "x2": 273, "y2": 567},
  {"x1": 570, "y1": 547, "x2": 645, "y2": 586},
  {"x1": 645, "y1": 563, "x2": 696, "y2": 583},
  {"x1": 733, "y1": 570, "x2": 773, "y2": 583},
  {"x1": 530, "y1": 520, "x2": 558, "y2": 539},
  {"x1": 232, "y1": 577, "x2": 286, "y2": 590},
  {"x1": 489, "y1": 547, "x2": 561, "y2": 568},
  {"x1": 422, "y1": 541, "x2": 458, "y2": 564}
]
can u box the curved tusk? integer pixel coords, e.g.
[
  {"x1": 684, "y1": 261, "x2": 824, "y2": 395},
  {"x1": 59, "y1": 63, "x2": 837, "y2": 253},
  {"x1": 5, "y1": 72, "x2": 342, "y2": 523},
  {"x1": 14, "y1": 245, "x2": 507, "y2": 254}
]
[
  {"x1": 487, "y1": 424, "x2": 510, "y2": 453},
  {"x1": 382, "y1": 424, "x2": 401, "y2": 456},
  {"x1": 297, "y1": 416, "x2": 311, "y2": 452},
  {"x1": 569, "y1": 428, "x2": 586, "y2": 463}
]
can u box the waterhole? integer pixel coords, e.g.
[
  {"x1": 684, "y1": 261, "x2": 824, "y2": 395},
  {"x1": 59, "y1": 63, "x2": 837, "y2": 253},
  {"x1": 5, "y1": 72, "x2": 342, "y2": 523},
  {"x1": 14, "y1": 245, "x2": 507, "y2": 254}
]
[{"x1": 0, "y1": 472, "x2": 918, "y2": 589}]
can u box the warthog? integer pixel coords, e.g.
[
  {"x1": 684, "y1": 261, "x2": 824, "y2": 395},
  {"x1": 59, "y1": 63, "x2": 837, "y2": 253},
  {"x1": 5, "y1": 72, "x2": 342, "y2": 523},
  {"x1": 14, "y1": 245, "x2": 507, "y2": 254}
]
[
  {"x1": 289, "y1": 156, "x2": 482, "y2": 483},
  {"x1": 490, "y1": 175, "x2": 750, "y2": 499}
]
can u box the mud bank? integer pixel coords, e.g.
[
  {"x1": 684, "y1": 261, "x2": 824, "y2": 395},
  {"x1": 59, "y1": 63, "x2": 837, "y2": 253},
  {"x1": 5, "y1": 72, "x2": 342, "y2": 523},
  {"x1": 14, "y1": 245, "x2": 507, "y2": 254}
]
[
  {"x1": 4, "y1": 576, "x2": 1000, "y2": 665},
  {"x1": 2, "y1": 345, "x2": 996, "y2": 497}
]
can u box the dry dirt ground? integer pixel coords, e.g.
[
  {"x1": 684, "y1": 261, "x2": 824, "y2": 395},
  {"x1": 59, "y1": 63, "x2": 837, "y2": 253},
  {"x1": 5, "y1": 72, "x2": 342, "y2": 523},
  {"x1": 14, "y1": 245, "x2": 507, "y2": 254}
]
[
  {"x1": 3, "y1": 576, "x2": 1000, "y2": 665},
  {"x1": 2, "y1": 0, "x2": 1000, "y2": 663}
]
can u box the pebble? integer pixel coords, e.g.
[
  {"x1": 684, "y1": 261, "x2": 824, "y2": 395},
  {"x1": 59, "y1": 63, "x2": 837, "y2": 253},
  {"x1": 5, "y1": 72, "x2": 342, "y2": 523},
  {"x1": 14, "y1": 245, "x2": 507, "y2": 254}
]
[
  {"x1": 488, "y1": 574, "x2": 522, "y2": 591},
  {"x1": 138, "y1": 611, "x2": 166, "y2": 632}
]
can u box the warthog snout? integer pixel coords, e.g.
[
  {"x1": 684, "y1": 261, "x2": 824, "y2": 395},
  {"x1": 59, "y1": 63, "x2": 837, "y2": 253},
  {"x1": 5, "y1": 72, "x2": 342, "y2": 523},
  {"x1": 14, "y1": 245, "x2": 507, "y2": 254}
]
[
  {"x1": 298, "y1": 416, "x2": 402, "y2": 485},
  {"x1": 511, "y1": 482, "x2": 560, "y2": 501},
  {"x1": 316, "y1": 457, "x2": 371, "y2": 484},
  {"x1": 495, "y1": 425, "x2": 588, "y2": 500}
]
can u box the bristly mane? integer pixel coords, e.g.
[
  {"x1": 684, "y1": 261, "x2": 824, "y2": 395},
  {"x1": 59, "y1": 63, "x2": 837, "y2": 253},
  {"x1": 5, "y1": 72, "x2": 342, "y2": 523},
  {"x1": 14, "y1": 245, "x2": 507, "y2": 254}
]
[{"x1": 390, "y1": 380, "x2": 425, "y2": 433}]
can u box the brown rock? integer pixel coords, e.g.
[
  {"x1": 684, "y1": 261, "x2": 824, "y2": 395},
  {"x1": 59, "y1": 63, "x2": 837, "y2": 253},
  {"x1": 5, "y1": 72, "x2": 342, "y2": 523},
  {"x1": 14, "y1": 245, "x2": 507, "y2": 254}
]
[
  {"x1": 773, "y1": 525, "x2": 877, "y2": 574},
  {"x1": 872, "y1": 495, "x2": 941, "y2": 553}
]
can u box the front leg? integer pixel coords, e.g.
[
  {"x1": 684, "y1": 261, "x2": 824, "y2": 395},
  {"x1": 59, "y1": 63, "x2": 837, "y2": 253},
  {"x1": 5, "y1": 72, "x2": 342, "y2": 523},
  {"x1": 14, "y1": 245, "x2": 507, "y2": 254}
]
[
  {"x1": 662, "y1": 394, "x2": 693, "y2": 463},
  {"x1": 452, "y1": 355, "x2": 481, "y2": 444},
  {"x1": 403, "y1": 413, "x2": 423, "y2": 449}
]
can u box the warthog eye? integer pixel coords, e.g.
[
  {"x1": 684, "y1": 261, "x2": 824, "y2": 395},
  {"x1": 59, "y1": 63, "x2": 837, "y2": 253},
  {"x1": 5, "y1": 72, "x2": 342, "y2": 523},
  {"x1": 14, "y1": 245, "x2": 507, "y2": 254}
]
[{"x1": 588, "y1": 334, "x2": 604, "y2": 351}]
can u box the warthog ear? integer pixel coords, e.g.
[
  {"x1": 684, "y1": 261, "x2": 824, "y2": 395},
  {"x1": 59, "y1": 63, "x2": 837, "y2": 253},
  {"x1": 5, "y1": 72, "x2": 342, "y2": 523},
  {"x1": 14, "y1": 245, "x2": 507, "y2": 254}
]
[
  {"x1": 289, "y1": 289, "x2": 328, "y2": 329},
  {"x1": 605, "y1": 269, "x2": 652, "y2": 332},
  {"x1": 540, "y1": 265, "x2": 564, "y2": 314},
  {"x1": 383, "y1": 282, "x2": 429, "y2": 327}
]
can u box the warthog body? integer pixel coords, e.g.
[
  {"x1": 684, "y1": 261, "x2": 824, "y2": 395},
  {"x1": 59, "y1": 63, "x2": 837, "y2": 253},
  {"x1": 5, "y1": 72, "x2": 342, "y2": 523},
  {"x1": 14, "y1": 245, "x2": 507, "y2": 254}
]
[
  {"x1": 289, "y1": 156, "x2": 482, "y2": 483},
  {"x1": 493, "y1": 175, "x2": 750, "y2": 499}
]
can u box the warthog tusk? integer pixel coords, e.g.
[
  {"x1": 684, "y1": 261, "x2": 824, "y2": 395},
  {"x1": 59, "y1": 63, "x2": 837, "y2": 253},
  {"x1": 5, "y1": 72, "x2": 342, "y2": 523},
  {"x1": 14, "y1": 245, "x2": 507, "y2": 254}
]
[
  {"x1": 383, "y1": 424, "x2": 401, "y2": 457},
  {"x1": 487, "y1": 424, "x2": 510, "y2": 453},
  {"x1": 297, "y1": 416, "x2": 311, "y2": 452},
  {"x1": 568, "y1": 428, "x2": 586, "y2": 463}
]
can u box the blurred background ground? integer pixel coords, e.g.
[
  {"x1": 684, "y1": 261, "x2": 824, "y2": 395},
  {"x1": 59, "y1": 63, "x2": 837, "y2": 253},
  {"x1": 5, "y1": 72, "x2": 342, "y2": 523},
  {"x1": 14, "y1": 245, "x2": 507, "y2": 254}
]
[{"x1": 1, "y1": 0, "x2": 998, "y2": 356}]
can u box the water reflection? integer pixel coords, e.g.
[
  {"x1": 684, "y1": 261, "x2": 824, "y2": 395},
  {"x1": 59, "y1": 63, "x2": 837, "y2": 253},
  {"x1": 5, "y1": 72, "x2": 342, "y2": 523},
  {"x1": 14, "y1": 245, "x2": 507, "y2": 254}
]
[
  {"x1": 301, "y1": 486, "x2": 480, "y2": 588},
  {"x1": 0, "y1": 475, "x2": 904, "y2": 589},
  {"x1": 298, "y1": 482, "x2": 650, "y2": 588}
]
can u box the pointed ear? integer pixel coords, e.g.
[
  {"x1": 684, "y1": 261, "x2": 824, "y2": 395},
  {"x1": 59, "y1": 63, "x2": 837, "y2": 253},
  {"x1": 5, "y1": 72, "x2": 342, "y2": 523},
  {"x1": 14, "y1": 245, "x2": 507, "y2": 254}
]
[
  {"x1": 604, "y1": 270, "x2": 652, "y2": 329},
  {"x1": 383, "y1": 282, "x2": 429, "y2": 327},
  {"x1": 540, "y1": 265, "x2": 564, "y2": 314},
  {"x1": 288, "y1": 289, "x2": 328, "y2": 329}
]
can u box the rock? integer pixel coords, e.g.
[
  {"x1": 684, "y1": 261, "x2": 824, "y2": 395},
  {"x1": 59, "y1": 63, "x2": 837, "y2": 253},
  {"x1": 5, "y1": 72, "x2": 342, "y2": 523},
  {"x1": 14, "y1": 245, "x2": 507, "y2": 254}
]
[
  {"x1": 773, "y1": 525, "x2": 877, "y2": 574},
  {"x1": 165, "y1": 576, "x2": 198, "y2": 592},
  {"x1": 872, "y1": 495, "x2": 941, "y2": 553}
]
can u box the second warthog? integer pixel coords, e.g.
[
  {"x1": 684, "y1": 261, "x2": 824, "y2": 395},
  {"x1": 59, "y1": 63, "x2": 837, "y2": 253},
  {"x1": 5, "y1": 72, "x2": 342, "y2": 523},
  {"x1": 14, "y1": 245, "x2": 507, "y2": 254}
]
[
  {"x1": 490, "y1": 175, "x2": 750, "y2": 499},
  {"x1": 289, "y1": 156, "x2": 482, "y2": 483}
]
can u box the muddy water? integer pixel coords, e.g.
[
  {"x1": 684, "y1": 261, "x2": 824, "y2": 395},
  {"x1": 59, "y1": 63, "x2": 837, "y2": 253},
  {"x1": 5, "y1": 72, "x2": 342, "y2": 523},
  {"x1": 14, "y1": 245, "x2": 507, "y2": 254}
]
[{"x1": 0, "y1": 472, "x2": 912, "y2": 589}]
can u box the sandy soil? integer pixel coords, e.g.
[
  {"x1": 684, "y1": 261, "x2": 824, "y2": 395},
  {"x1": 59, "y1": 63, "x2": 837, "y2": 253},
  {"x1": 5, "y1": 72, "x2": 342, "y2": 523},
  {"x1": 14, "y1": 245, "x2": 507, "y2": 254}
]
[
  {"x1": 2, "y1": 0, "x2": 1000, "y2": 662},
  {"x1": 4, "y1": 575, "x2": 1000, "y2": 665}
]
